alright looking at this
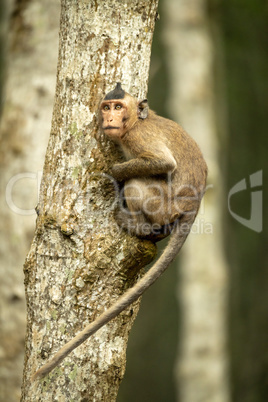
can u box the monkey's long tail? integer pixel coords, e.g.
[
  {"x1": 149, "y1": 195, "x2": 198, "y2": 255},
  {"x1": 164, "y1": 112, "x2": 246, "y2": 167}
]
[{"x1": 32, "y1": 216, "x2": 193, "y2": 381}]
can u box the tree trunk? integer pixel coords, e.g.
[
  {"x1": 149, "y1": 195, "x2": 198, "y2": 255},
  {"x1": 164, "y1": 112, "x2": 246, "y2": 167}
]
[
  {"x1": 21, "y1": 0, "x2": 158, "y2": 400},
  {"x1": 164, "y1": 1, "x2": 230, "y2": 401},
  {"x1": 221, "y1": 1, "x2": 268, "y2": 400},
  {"x1": 0, "y1": 1, "x2": 60, "y2": 400}
]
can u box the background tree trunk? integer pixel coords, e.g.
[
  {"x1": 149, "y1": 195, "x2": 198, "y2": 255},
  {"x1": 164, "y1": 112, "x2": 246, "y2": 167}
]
[
  {"x1": 164, "y1": 1, "x2": 230, "y2": 401},
  {"x1": 220, "y1": 1, "x2": 268, "y2": 400},
  {"x1": 0, "y1": 1, "x2": 60, "y2": 400},
  {"x1": 21, "y1": 0, "x2": 158, "y2": 400}
]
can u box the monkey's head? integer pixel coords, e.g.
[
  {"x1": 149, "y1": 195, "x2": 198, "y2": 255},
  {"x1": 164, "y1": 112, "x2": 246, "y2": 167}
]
[{"x1": 100, "y1": 83, "x2": 148, "y2": 140}]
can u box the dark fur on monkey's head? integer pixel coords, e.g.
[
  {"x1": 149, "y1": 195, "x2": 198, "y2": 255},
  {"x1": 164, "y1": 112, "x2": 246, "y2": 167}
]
[{"x1": 104, "y1": 82, "x2": 125, "y2": 100}]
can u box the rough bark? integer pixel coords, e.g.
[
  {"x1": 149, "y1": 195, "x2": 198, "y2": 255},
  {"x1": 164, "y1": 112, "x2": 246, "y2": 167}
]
[
  {"x1": 21, "y1": 0, "x2": 158, "y2": 400},
  {"x1": 0, "y1": 1, "x2": 60, "y2": 400},
  {"x1": 164, "y1": 1, "x2": 230, "y2": 401}
]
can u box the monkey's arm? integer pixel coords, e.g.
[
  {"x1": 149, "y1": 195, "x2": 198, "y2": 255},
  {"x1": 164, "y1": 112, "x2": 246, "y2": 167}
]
[{"x1": 112, "y1": 152, "x2": 176, "y2": 181}]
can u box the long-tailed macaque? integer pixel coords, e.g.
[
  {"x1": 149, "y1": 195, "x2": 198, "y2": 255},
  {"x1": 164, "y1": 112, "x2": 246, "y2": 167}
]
[{"x1": 33, "y1": 83, "x2": 207, "y2": 380}]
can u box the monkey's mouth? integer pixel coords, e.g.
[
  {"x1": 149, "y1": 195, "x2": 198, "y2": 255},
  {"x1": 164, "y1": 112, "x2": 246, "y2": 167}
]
[{"x1": 104, "y1": 126, "x2": 120, "y2": 130}]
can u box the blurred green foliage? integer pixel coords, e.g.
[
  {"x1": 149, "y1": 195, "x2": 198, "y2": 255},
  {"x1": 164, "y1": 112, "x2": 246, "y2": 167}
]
[{"x1": 220, "y1": 1, "x2": 268, "y2": 401}]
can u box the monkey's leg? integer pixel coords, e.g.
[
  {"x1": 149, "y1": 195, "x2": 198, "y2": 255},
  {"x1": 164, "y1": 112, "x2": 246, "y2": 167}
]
[
  {"x1": 116, "y1": 179, "x2": 172, "y2": 240},
  {"x1": 115, "y1": 206, "x2": 177, "y2": 243}
]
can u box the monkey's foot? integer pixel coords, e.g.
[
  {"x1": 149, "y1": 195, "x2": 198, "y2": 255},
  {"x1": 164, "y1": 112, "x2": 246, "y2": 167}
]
[
  {"x1": 114, "y1": 208, "x2": 150, "y2": 236},
  {"x1": 114, "y1": 209, "x2": 175, "y2": 242}
]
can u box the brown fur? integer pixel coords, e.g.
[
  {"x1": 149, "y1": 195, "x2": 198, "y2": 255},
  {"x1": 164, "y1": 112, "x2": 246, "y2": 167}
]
[
  {"x1": 111, "y1": 109, "x2": 207, "y2": 230},
  {"x1": 32, "y1": 85, "x2": 207, "y2": 381}
]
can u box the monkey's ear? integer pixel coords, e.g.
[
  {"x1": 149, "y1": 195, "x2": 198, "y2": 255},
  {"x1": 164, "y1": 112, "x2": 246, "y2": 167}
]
[{"x1": 138, "y1": 99, "x2": 149, "y2": 119}]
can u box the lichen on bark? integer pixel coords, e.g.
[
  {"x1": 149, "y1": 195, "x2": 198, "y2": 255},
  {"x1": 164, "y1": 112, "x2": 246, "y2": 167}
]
[{"x1": 21, "y1": 0, "x2": 158, "y2": 400}]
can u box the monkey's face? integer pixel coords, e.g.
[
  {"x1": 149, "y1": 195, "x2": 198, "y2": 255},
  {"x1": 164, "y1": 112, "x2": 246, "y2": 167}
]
[{"x1": 100, "y1": 97, "x2": 137, "y2": 140}]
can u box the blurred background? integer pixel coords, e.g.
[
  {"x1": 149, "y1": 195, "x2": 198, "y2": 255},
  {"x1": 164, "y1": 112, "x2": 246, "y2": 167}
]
[{"x1": 0, "y1": 0, "x2": 267, "y2": 401}]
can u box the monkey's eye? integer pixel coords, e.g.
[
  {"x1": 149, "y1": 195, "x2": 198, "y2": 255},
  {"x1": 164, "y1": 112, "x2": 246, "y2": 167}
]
[
  {"x1": 103, "y1": 105, "x2": 110, "y2": 111},
  {"x1": 115, "y1": 104, "x2": 122, "y2": 110}
]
